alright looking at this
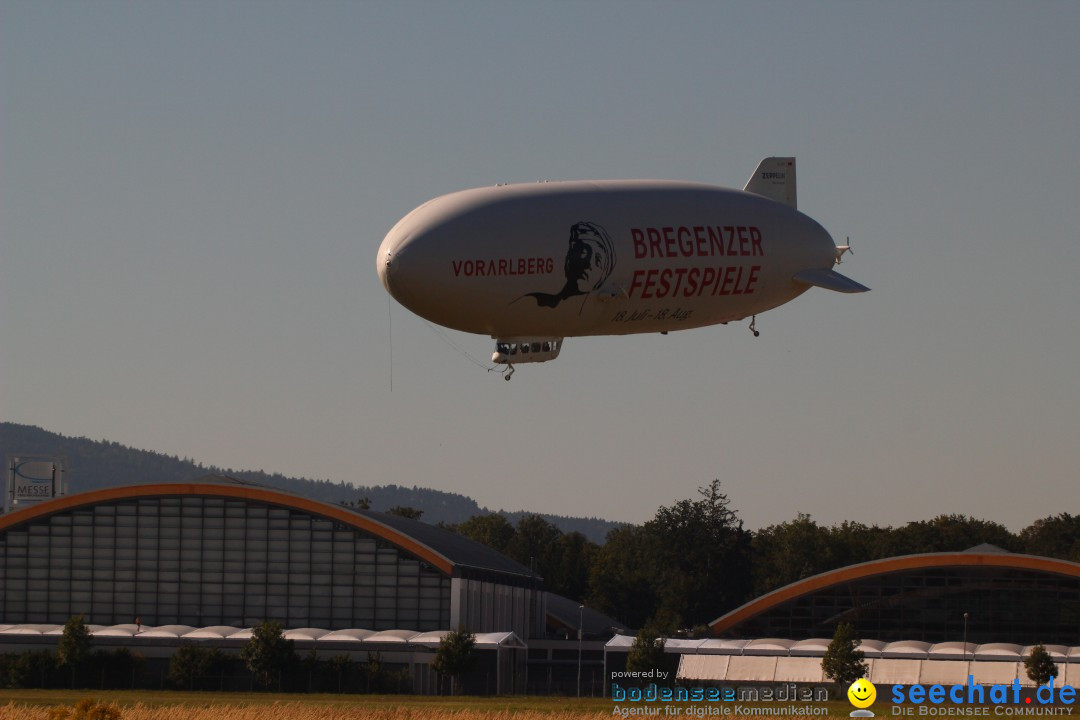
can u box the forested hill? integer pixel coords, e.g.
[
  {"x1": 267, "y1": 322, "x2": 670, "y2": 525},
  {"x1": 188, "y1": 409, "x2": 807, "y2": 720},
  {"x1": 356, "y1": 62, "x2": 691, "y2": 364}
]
[{"x1": 0, "y1": 423, "x2": 622, "y2": 542}]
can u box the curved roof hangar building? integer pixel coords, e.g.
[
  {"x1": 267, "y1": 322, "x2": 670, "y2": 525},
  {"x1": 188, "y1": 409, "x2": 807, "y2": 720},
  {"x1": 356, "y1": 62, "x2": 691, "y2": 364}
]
[
  {"x1": 709, "y1": 547, "x2": 1080, "y2": 645},
  {"x1": 0, "y1": 478, "x2": 545, "y2": 638}
]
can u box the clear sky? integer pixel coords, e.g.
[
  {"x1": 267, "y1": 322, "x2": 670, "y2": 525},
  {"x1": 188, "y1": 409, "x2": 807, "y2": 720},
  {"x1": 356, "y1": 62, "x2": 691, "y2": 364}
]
[{"x1": 3, "y1": 0, "x2": 1078, "y2": 532}]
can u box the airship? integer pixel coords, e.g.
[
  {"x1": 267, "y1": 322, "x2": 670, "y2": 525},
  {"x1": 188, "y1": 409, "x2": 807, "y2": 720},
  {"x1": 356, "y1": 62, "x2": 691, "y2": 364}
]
[{"x1": 377, "y1": 157, "x2": 867, "y2": 378}]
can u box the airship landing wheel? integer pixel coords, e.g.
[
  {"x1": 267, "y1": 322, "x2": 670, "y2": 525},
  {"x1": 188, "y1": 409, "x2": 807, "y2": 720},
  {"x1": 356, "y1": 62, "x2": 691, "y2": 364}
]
[
  {"x1": 749, "y1": 315, "x2": 760, "y2": 337},
  {"x1": 504, "y1": 365, "x2": 515, "y2": 381}
]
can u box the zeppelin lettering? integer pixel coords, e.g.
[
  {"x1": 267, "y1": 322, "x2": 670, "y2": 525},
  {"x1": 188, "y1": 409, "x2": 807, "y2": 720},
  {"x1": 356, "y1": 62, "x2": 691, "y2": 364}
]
[
  {"x1": 453, "y1": 257, "x2": 555, "y2": 277},
  {"x1": 451, "y1": 224, "x2": 764, "y2": 299},
  {"x1": 631, "y1": 225, "x2": 764, "y2": 259},
  {"x1": 629, "y1": 265, "x2": 760, "y2": 299}
]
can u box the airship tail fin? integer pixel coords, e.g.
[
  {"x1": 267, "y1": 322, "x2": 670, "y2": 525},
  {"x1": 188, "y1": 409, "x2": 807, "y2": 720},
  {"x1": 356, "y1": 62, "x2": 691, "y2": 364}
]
[
  {"x1": 744, "y1": 157, "x2": 797, "y2": 209},
  {"x1": 793, "y1": 267, "x2": 870, "y2": 293}
]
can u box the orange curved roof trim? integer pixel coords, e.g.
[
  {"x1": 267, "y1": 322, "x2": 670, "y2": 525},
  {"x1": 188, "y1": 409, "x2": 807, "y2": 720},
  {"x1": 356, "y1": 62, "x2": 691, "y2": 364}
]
[
  {"x1": 0, "y1": 483, "x2": 454, "y2": 575},
  {"x1": 709, "y1": 552, "x2": 1080, "y2": 636}
]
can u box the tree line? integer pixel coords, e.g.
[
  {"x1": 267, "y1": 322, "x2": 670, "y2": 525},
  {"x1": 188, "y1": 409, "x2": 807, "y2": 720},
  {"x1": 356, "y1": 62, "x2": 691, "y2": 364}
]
[
  {"x1": 1, "y1": 615, "x2": 484, "y2": 695},
  {"x1": 0, "y1": 422, "x2": 621, "y2": 541},
  {"x1": 439, "y1": 480, "x2": 1080, "y2": 633},
  {"x1": 0, "y1": 615, "x2": 414, "y2": 693}
]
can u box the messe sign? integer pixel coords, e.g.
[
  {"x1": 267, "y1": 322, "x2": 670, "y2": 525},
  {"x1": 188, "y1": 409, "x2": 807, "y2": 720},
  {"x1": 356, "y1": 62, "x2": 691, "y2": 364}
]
[{"x1": 6, "y1": 456, "x2": 64, "y2": 509}]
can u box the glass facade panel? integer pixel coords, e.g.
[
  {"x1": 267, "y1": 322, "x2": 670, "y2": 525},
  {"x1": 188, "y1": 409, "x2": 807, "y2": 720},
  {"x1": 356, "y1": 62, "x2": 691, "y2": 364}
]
[
  {"x1": 722, "y1": 566, "x2": 1080, "y2": 645},
  {"x1": 0, "y1": 493, "x2": 458, "y2": 630}
]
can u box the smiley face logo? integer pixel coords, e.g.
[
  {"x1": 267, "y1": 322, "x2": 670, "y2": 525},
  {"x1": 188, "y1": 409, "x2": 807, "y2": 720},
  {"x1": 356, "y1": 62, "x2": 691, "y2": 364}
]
[{"x1": 848, "y1": 678, "x2": 877, "y2": 709}]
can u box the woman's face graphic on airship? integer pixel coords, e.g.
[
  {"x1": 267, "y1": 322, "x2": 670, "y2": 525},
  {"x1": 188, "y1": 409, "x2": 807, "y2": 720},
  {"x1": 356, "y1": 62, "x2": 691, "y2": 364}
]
[{"x1": 564, "y1": 222, "x2": 615, "y2": 293}]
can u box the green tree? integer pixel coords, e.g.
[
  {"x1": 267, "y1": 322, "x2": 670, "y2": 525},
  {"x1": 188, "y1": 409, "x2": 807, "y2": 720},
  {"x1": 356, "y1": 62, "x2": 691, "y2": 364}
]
[
  {"x1": 625, "y1": 624, "x2": 670, "y2": 676},
  {"x1": 887, "y1": 515, "x2": 1018, "y2": 555},
  {"x1": 823, "y1": 521, "x2": 895, "y2": 568},
  {"x1": 587, "y1": 524, "x2": 658, "y2": 629},
  {"x1": 821, "y1": 622, "x2": 868, "y2": 691},
  {"x1": 300, "y1": 647, "x2": 319, "y2": 678},
  {"x1": 6, "y1": 650, "x2": 57, "y2": 688},
  {"x1": 752, "y1": 514, "x2": 833, "y2": 595},
  {"x1": 169, "y1": 644, "x2": 225, "y2": 690},
  {"x1": 240, "y1": 620, "x2": 296, "y2": 690},
  {"x1": 505, "y1": 514, "x2": 562, "y2": 576},
  {"x1": 327, "y1": 653, "x2": 357, "y2": 693},
  {"x1": 56, "y1": 615, "x2": 92, "y2": 686},
  {"x1": 92, "y1": 648, "x2": 137, "y2": 690},
  {"x1": 547, "y1": 531, "x2": 598, "y2": 602},
  {"x1": 433, "y1": 626, "x2": 476, "y2": 695},
  {"x1": 454, "y1": 513, "x2": 516, "y2": 554},
  {"x1": 1024, "y1": 644, "x2": 1058, "y2": 686},
  {"x1": 588, "y1": 481, "x2": 752, "y2": 631},
  {"x1": 363, "y1": 651, "x2": 387, "y2": 693},
  {"x1": 387, "y1": 505, "x2": 424, "y2": 519},
  {"x1": 645, "y1": 480, "x2": 752, "y2": 626},
  {"x1": 1020, "y1": 514, "x2": 1080, "y2": 562},
  {"x1": 364, "y1": 660, "x2": 410, "y2": 695}
]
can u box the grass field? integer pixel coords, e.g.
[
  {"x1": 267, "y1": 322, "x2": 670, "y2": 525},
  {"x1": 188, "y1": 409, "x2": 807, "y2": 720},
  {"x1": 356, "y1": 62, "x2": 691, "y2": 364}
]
[
  {"x1": 0, "y1": 690, "x2": 851, "y2": 719},
  {"x1": 2, "y1": 689, "x2": 607, "y2": 710},
  {"x1": 0, "y1": 691, "x2": 614, "y2": 720}
]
